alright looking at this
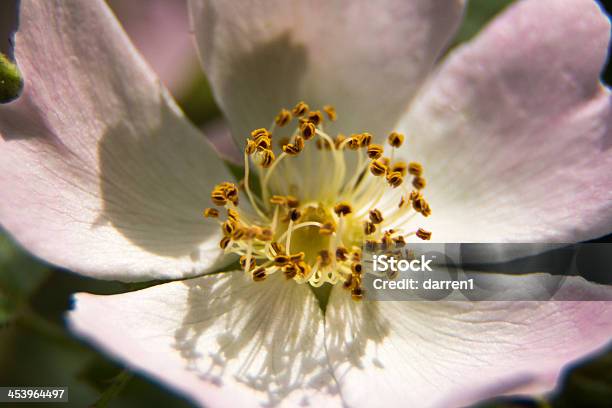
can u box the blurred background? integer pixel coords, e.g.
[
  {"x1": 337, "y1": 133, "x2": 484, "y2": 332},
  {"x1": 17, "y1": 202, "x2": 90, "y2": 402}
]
[{"x1": 1, "y1": 0, "x2": 611, "y2": 407}]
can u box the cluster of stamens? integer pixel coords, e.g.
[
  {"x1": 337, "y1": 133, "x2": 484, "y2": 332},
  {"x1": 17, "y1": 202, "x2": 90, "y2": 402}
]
[{"x1": 204, "y1": 102, "x2": 432, "y2": 301}]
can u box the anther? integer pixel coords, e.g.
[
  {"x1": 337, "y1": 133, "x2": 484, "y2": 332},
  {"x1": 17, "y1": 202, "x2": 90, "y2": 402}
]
[
  {"x1": 292, "y1": 101, "x2": 309, "y2": 116},
  {"x1": 323, "y1": 105, "x2": 337, "y2": 121},
  {"x1": 347, "y1": 135, "x2": 361, "y2": 150},
  {"x1": 252, "y1": 267, "x2": 267, "y2": 282},
  {"x1": 351, "y1": 262, "x2": 363, "y2": 275},
  {"x1": 260, "y1": 149, "x2": 275, "y2": 168},
  {"x1": 335, "y1": 246, "x2": 349, "y2": 261},
  {"x1": 203, "y1": 208, "x2": 219, "y2": 218},
  {"x1": 392, "y1": 161, "x2": 407, "y2": 177},
  {"x1": 306, "y1": 110, "x2": 323, "y2": 126},
  {"x1": 364, "y1": 221, "x2": 376, "y2": 235},
  {"x1": 219, "y1": 236, "x2": 231, "y2": 249},
  {"x1": 369, "y1": 209, "x2": 384, "y2": 224},
  {"x1": 369, "y1": 160, "x2": 387, "y2": 176},
  {"x1": 240, "y1": 255, "x2": 257, "y2": 270},
  {"x1": 386, "y1": 171, "x2": 404, "y2": 188},
  {"x1": 270, "y1": 195, "x2": 286, "y2": 205},
  {"x1": 412, "y1": 176, "x2": 426, "y2": 190},
  {"x1": 275, "y1": 109, "x2": 292, "y2": 126},
  {"x1": 251, "y1": 128, "x2": 271, "y2": 140},
  {"x1": 222, "y1": 220, "x2": 236, "y2": 236},
  {"x1": 359, "y1": 133, "x2": 372, "y2": 147},
  {"x1": 290, "y1": 252, "x2": 305, "y2": 262},
  {"x1": 318, "y1": 250, "x2": 332, "y2": 267},
  {"x1": 393, "y1": 235, "x2": 406, "y2": 247},
  {"x1": 227, "y1": 208, "x2": 240, "y2": 222},
  {"x1": 367, "y1": 144, "x2": 384, "y2": 159},
  {"x1": 282, "y1": 143, "x2": 301, "y2": 156},
  {"x1": 416, "y1": 228, "x2": 432, "y2": 240},
  {"x1": 271, "y1": 242, "x2": 285, "y2": 256},
  {"x1": 274, "y1": 255, "x2": 291, "y2": 266},
  {"x1": 351, "y1": 287, "x2": 364, "y2": 301},
  {"x1": 300, "y1": 122, "x2": 316, "y2": 140},
  {"x1": 388, "y1": 131, "x2": 404, "y2": 148},
  {"x1": 283, "y1": 263, "x2": 298, "y2": 279},
  {"x1": 334, "y1": 201, "x2": 353, "y2": 217},
  {"x1": 286, "y1": 196, "x2": 300, "y2": 208},
  {"x1": 319, "y1": 222, "x2": 336, "y2": 235},
  {"x1": 408, "y1": 162, "x2": 423, "y2": 177},
  {"x1": 289, "y1": 208, "x2": 301, "y2": 222}
]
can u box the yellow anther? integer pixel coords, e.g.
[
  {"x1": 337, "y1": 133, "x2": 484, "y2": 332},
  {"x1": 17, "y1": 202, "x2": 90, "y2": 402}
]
[
  {"x1": 255, "y1": 136, "x2": 271, "y2": 150},
  {"x1": 274, "y1": 254, "x2": 291, "y2": 266},
  {"x1": 251, "y1": 128, "x2": 271, "y2": 140},
  {"x1": 292, "y1": 101, "x2": 309, "y2": 116},
  {"x1": 343, "y1": 275, "x2": 354, "y2": 289},
  {"x1": 347, "y1": 135, "x2": 361, "y2": 150},
  {"x1": 270, "y1": 195, "x2": 287, "y2": 205},
  {"x1": 335, "y1": 134, "x2": 347, "y2": 149},
  {"x1": 271, "y1": 242, "x2": 285, "y2": 256},
  {"x1": 219, "y1": 236, "x2": 231, "y2": 249},
  {"x1": 231, "y1": 227, "x2": 245, "y2": 240},
  {"x1": 227, "y1": 208, "x2": 240, "y2": 222},
  {"x1": 392, "y1": 161, "x2": 407, "y2": 177},
  {"x1": 364, "y1": 220, "x2": 376, "y2": 235},
  {"x1": 258, "y1": 228, "x2": 273, "y2": 241},
  {"x1": 203, "y1": 208, "x2": 219, "y2": 218},
  {"x1": 351, "y1": 287, "x2": 364, "y2": 301},
  {"x1": 412, "y1": 176, "x2": 426, "y2": 190},
  {"x1": 252, "y1": 267, "x2": 267, "y2": 282},
  {"x1": 398, "y1": 196, "x2": 406, "y2": 208},
  {"x1": 381, "y1": 232, "x2": 393, "y2": 249},
  {"x1": 359, "y1": 132, "x2": 372, "y2": 147},
  {"x1": 275, "y1": 109, "x2": 292, "y2": 126},
  {"x1": 283, "y1": 263, "x2": 298, "y2": 279},
  {"x1": 211, "y1": 190, "x2": 227, "y2": 206},
  {"x1": 240, "y1": 255, "x2": 257, "y2": 270},
  {"x1": 295, "y1": 135, "x2": 305, "y2": 150},
  {"x1": 412, "y1": 196, "x2": 432, "y2": 216},
  {"x1": 335, "y1": 246, "x2": 349, "y2": 262},
  {"x1": 408, "y1": 162, "x2": 423, "y2": 177},
  {"x1": 388, "y1": 131, "x2": 404, "y2": 148},
  {"x1": 222, "y1": 220, "x2": 237, "y2": 236},
  {"x1": 260, "y1": 149, "x2": 275, "y2": 168},
  {"x1": 367, "y1": 144, "x2": 384, "y2": 159},
  {"x1": 245, "y1": 140, "x2": 257, "y2": 155},
  {"x1": 319, "y1": 222, "x2": 336, "y2": 235},
  {"x1": 393, "y1": 235, "x2": 406, "y2": 247},
  {"x1": 409, "y1": 190, "x2": 422, "y2": 201},
  {"x1": 286, "y1": 196, "x2": 300, "y2": 208},
  {"x1": 369, "y1": 159, "x2": 387, "y2": 176},
  {"x1": 290, "y1": 252, "x2": 305, "y2": 262},
  {"x1": 351, "y1": 262, "x2": 363, "y2": 275},
  {"x1": 295, "y1": 261, "x2": 310, "y2": 277},
  {"x1": 318, "y1": 250, "x2": 332, "y2": 267},
  {"x1": 323, "y1": 105, "x2": 337, "y2": 121},
  {"x1": 386, "y1": 171, "x2": 404, "y2": 188},
  {"x1": 282, "y1": 143, "x2": 301, "y2": 156},
  {"x1": 289, "y1": 208, "x2": 302, "y2": 222},
  {"x1": 306, "y1": 110, "x2": 323, "y2": 126},
  {"x1": 416, "y1": 228, "x2": 432, "y2": 240},
  {"x1": 211, "y1": 182, "x2": 239, "y2": 206},
  {"x1": 300, "y1": 121, "x2": 316, "y2": 140},
  {"x1": 369, "y1": 209, "x2": 384, "y2": 224},
  {"x1": 334, "y1": 201, "x2": 353, "y2": 217}
]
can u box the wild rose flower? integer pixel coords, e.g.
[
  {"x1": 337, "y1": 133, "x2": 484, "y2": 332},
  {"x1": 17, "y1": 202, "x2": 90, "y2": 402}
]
[{"x1": 1, "y1": 0, "x2": 611, "y2": 407}]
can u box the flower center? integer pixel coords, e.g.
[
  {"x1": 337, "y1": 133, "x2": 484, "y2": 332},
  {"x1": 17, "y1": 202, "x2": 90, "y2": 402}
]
[{"x1": 204, "y1": 102, "x2": 432, "y2": 300}]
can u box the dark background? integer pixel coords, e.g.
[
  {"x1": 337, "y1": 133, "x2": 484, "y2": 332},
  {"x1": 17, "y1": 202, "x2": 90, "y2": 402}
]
[{"x1": 1, "y1": 1, "x2": 611, "y2": 407}]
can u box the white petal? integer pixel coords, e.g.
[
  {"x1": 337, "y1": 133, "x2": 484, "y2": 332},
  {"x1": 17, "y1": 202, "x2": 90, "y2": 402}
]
[
  {"x1": 325, "y1": 275, "x2": 612, "y2": 408},
  {"x1": 397, "y1": 0, "x2": 612, "y2": 243},
  {"x1": 0, "y1": 0, "x2": 233, "y2": 280},
  {"x1": 69, "y1": 272, "x2": 339, "y2": 407},
  {"x1": 188, "y1": 0, "x2": 465, "y2": 144}
]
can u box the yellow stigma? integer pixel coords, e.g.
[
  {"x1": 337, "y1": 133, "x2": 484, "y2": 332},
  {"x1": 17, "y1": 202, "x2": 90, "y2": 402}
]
[{"x1": 204, "y1": 102, "x2": 433, "y2": 300}]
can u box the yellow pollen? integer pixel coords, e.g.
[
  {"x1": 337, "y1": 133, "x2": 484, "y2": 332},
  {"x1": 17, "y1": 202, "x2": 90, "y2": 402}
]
[
  {"x1": 292, "y1": 101, "x2": 309, "y2": 116},
  {"x1": 369, "y1": 159, "x2": 387, "y2": 176},
  {"x1": 203, "y1": 208, "x2": 219, "y2": 218},
  {"x1": 334, "y1": 202, "x2": 352, "y2": 217},
  {"x1": 416, "y1": 228, "x2": 432, "y2": 240},
  {"x1": 367, "y1": 144, "x2": 384, "y2": 159}
]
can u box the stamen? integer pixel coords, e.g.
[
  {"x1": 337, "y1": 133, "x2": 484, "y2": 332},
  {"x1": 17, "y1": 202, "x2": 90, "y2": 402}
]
[
  {"x1": 416, "y1": 228, "x2": 432, "y2": 240},
  {"x1": 369, "y1": 160, "x2": 387, "y2": 176},
  {"x1": 334, "y1": 202, "x2": 352, "y2": 217},
  {"x1": 292, "y1": 101, "x2": 309, "y2": 116},
  {"x1": 367, "y1": 144, "x2": 384, "y2": 159},
  {"x1": 323, "y1": 105, "x2": 337, "y2": 121},
  {"x1": 408, "y1": 162, "x2": 423, "y2": 176},
  {"x1": 412, "y1": 176, "x2": 426, "y2": 190},
  {"x1": 369, "y1": 209, "x2": 384, "y2": 224}
]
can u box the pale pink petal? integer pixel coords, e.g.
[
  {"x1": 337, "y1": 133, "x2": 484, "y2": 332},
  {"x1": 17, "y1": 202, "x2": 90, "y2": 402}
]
[
  {"x1": 325, "y1": 275, "x2": 612, "y2": 408},
  {"x1": 0, "y1": 0, "x2": 233, "y2": 281},
  {"x1": 188, "y1": 0, "x2": 465, "y2": 144},
  {"x1": 108, "y1": 0, "x2": 200, "y2": 95},
  {"x1": 68, "y1": 272, "x2": 338, "y2": 407},
  {"x1": 397, "y1": 0, "x2": 612, "y2": 243}
]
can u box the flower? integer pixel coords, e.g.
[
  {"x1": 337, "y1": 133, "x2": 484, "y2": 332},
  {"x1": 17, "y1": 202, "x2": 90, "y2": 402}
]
[{"x1": 1, "y1": 0, "x2": 611, "y2": 407}]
